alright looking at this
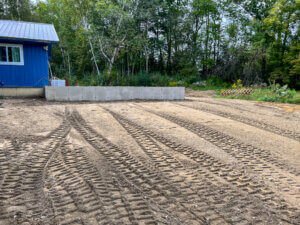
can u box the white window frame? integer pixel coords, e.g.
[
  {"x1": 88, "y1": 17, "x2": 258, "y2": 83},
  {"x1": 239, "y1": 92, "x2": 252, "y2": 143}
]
[{"x1": 0, "y1": 43, "x2": 24, "y2": 66}]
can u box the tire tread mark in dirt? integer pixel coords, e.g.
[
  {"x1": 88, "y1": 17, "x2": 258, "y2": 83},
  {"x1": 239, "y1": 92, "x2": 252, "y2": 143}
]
[
  {"x1": 0, "y1": 139, "x2": 28, "y2": 179},
  {"x1": 0, "y1": 142, "x2": 10, "y2": 182},
  {"x1": 0, "y1": 117, "x2": 71, "y2": 223},
  {"x1": 46, "y1": 146, "x2": 110, "y2": 225},
  {"x1": 138, "y1": 108, "x2": 300, "y2": 200},
  {"x1": 68, "y1": 109, "x2": 208, "y2": 225},
  {"x1": 175, "y1": 102, "x2": 300, "y2": 141},
  {"x1": 60, "y1": 144, "x2": 149, "y2": 225},
  {"x1": 77, "y1": 149, "x2": 162, "y2": 224},
  {"x1": 107, "y1": 111, "x2": 236, "y2": 224},
  {"x1": 45, "y1": 149, "x2": 80, "y2": 225},
  {"x1": 67, "y1": 141, "x2": 160, "y2": 225},
  {"x1": 191, "y1": 99, "x2": 293, "y2": 119},
  {"x1": 107, "y1": 109, "x2": 300, "y2": 224}
]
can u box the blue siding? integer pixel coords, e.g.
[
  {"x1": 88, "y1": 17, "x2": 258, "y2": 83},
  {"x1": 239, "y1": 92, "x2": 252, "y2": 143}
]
[{"x1": 0, "y1": 42, "x2": 49, "y2": 87}]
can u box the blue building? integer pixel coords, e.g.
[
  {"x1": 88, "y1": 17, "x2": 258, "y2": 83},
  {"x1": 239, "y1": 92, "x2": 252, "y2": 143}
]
[{"x1": 0, "y1": 20, "x2": 59, "y2": 87}]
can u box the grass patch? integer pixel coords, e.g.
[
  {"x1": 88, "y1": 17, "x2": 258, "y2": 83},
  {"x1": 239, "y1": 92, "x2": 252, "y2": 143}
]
[
  {"x1": 287, "y1": 91, "x2": 300, "y2": 104},
  {"x1": 191, "y1": 85, "x2": 227, "y2": 91},
  {"x1": 190, "y1": 76, "x2": 230, "y2": 91},
  {"x1": 220, "y1": 88, "x2": 300, "y2": 104}
]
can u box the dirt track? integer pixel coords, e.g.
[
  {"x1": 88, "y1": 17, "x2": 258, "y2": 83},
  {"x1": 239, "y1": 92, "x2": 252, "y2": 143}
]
[{"x1": 0, "y1": 97, "x2": 299, "y2": 225}]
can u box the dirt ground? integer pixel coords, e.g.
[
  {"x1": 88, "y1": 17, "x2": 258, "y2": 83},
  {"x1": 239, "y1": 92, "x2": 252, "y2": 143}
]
[{"x1": 0, "y1": 95, "x2": 299, "y2": 225}]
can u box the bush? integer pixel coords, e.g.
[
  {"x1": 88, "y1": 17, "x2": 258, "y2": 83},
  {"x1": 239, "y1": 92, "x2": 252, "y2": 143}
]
[
  {"x1": 168, "y1": 81, "x2": 178, "y2": 87},
  {"x1": 220, "y1": 83, "x2": 298, "y2": 104},
  {"x1": 190, "y1": 76, "x2": 230, "y2": 90},
  {"x1": 168, "y1": 80, "x2": 187, "y2": 87},
  {"x1": 70, "y1": 72, "x2": 232, "y2": 88},
  {"x1": 129, "y1": 72, "x2": 151, "y2": 86},
  {"x1": 149, "y1": 73, "x2": 170, "y2": 86},
  {"x1": 258, "y1": 84, "x2": 296, "y2": 103},
  {"x1": 232, "y1": 79, "x2": 243, "y2": 89}
]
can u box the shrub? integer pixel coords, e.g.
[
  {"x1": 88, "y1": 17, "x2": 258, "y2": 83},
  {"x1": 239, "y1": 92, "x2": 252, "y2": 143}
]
[
  {"x1": 232, "y1": 79, "x2": 243, "y2": 89},
  {"x1": 149, "y1": 73, "x2": 170, "y2": 86},
  {"x1": 258, "y1": 84, "x2": 296, "y2": 102},
  {"x1": 221, "y1": 83, "x2": 297, "y2": 103},
  {"x1": 168, "y1": 80, "x2": 187, "y2": 87},
  {"x1": 168, "y1": 81, "x2": 178, "y2": 87}
]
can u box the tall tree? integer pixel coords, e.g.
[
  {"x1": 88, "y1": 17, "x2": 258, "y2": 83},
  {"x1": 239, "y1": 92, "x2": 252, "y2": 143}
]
[{"x1": 0, "y1": 0, "x2": 32, "y2": 20}]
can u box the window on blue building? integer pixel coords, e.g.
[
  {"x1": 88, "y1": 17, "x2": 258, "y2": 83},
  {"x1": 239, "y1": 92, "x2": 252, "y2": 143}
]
[
  {"x1": 0, "y1": 46, "x2": 6, "y2": 62},
  {"x1": 0, "y1": 44, "x2": 24, "y2": 65}
]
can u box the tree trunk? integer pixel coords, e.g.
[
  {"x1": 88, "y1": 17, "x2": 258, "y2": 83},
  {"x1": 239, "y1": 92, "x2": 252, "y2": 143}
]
[
  {"x1": 145, "y1": 47, "x2": 149, "y2": 74},
  {"x1": 204, "y1": 12, "x2": 210, "y2": 76},
  {"x1": 167, "y1": 28, "x2": 172, "y2": 75},
  {"x1": 66, "y1": 51, "x2": 71, "y2": 80},
  {"x1": 88, "y1": 38, "x2": 100, "y2": 78}
]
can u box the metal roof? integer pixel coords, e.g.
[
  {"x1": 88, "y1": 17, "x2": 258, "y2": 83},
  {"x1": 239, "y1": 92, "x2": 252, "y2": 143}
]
[{"x1": 0, "y1": 20, "x2": 59, "y2": 43}]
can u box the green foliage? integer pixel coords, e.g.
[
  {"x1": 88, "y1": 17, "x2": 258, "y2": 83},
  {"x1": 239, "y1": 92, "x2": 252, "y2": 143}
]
[
  {"x1": 206, "y1": 76, "x2": 229, "y2": 87},
  {"x1": 128, "y1": 73, "x2": 152, "y2": 86},
  {"x1": 289, "y1": 92, "x2": 300, "y2": 104},
  {"x1": 221, "y1": 84, "x2": 298, "y2": 104},
  {"x1": 77, "y1": 74, "x2": 101, "y2": 86},
  {"x1": 227, "y1": 23, "x2": 238, "y2": 39},
  {"x1": 0, "y1": 0, "x2": 32, "y2": 20},
  {"x1": 262, "y1": 0, "x2": 299, "y2": 87},
  {"x1": 232, "y1": 79, "x2": 243, "y2": 89},
  {"x1": 72, "y1": 72, "x2": 202, "y2": 87},
  {"x1": 191, "y1": 76, "x2": 230, "y2": 90},
  {"x1": 2, "y1": 0, "x2": 298, "y2": 89},
  {"x1": 264, "y1": 83, "x2": 297, "y2": 102}
]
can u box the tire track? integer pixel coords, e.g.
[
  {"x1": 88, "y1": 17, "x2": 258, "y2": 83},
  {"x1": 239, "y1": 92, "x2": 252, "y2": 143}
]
[
  {"x1": 190, "y1": 99, "x2": 278, "y2": 116},
  {"x1": 0, "y1": 141, "x2": 9, "y2": 182},
  {"x1": 46, "y1": 147, "x2": 108, "y2": 225},
  {"x1": 135, "y1": 107, "x2": 300, "y2": 198},
  {"x1": 58, "y1": 143, "x2": 153, "y2": 225},
  {"x1": 0, "y1": 139, "x2": 29, "y2": 174},
  {"x1": 68, "y1": 109, "x2": 209, "y2": 225},
  {"x1": 107, "y1": 108, "x2": 300, "y2": 224},
  {"x1": 192, "y1": 98, "x2": 300, "y2": 121},
  {"x1": 109, "y1": 120, "x2": 232, "y2": 224},
  {"x1": 0, "y1": 117, "x2": 71, "y2": 223},
  {"x1": 175, "y1": 102, "x2": 300, "y2": 141}
]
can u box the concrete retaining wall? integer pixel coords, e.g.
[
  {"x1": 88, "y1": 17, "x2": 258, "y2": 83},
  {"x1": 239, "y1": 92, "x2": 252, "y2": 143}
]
[
  {"x1": 0, "y1": 88, "x2": 44, "y2": 97},
  {"x1": 45, "y1": 86, "x2": 185, "y2": 101}
]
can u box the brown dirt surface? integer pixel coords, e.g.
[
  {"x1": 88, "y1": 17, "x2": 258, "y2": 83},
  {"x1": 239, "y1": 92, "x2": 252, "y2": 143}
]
[
  {"x1": 186, "y1": 89, "x2": 217, "y2": 97},
  {"x1": 0, "y1": 97, "x2": 299, "y2": 225}
]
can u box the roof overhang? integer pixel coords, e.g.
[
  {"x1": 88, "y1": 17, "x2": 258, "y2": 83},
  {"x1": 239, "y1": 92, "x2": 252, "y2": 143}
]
[
  {"x1": 0, "y1": 20, "x2": 60, "y2": 44},
  {"x1": 0, "y1": 37, "x2": 58, "y2": 44}
]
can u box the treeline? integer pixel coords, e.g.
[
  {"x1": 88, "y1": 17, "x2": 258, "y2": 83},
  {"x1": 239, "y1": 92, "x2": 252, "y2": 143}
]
[{"x1": 1, "y1": 0, "x2": 299, "y2": 88}]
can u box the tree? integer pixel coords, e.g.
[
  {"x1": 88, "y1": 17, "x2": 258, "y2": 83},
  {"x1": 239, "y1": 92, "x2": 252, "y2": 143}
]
[
  {"x1": 263, "y1": 0, "x2": 300, "y2": 85},
  {"x1": 29, "y1": 0, "x2": 299, "y2": 88},
  {"x1": 0, "y1": 0, "x2": 32, "y2": 20}
]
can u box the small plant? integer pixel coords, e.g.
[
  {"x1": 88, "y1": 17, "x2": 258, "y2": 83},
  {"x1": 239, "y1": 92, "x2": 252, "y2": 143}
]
[
  {"x1": 168, "y1": 80, "x2": 186, "y2": 87},
  {"x1": 259, "y1": 84, "x2": 296, "y2": 102},
  {"x1": 168, "y1": 81, "x2": 178, "y2": 87},
  {"x1": 232, "y1": 79, "x2": 243, "y2": 89},
  {"x1": 220, "y1": 82, "x2": 298, "y2": 104}
]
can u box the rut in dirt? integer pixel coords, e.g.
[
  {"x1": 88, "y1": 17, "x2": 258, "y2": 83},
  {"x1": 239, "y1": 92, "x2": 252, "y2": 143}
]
[
  {"x1": 174, "y1": 102, "x2": 300, "y2": 141},
  {"x1": 0, "y1": 116, "x2": 71, "y2": 225},
  {"x1": 134, "y1": 105, "x2": 300, "y2": 195},
  {"x1": 104, "y1": 107, "x2": 300, "y2": 224},
  {"x1": 0, "y1": 105, "x2": 299, "y2": 225}
]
